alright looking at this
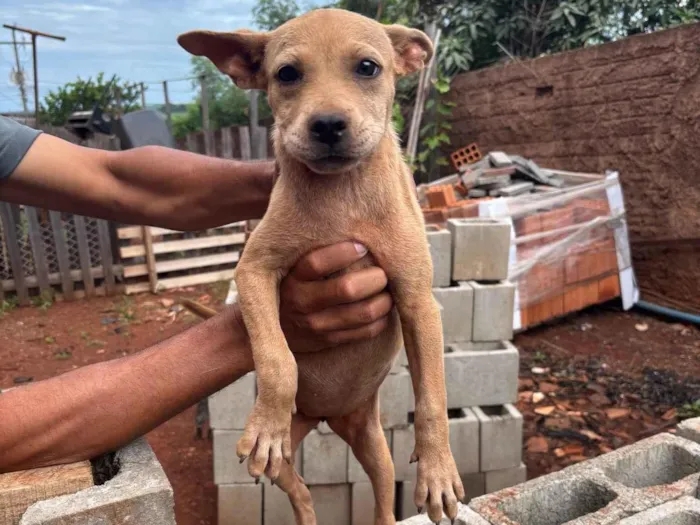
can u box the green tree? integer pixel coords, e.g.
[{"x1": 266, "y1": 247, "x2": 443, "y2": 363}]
[
  {"x1": 40, "y1": 73, "x2": 141, "y2": 126},
  {"x1": 172, "y1": 57, "x2": 272, "y2": 139},
  {"x1": 253, "y1": 0, "x2": 301, "y2": 30}
]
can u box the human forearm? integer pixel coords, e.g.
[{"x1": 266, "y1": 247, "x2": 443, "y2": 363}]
[
  {"x1": 0, "y1": 307, "x2": 253, "y2": 473},
  {"x1": 104, "y1": 146, "x2": 275, "y2": 229},
  {"x1": 4, "y1": 133, "x2": 275, "y2": 230}
]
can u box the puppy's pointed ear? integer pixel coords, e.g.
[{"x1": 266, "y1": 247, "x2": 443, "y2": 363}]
[
  {"x1": 177, "y1": 29, "x2": 270, "y2": 90},
  {"x1": 384, "y1": 25, "x2": 434, "y2": 76}
]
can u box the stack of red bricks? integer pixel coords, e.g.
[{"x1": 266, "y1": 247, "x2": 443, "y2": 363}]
[
  {"x1": 515, "y1": 197, "x2": 621, "y2": 329},
  {"x1": 422, "y1": 184, "x2": 491, "y2": 224}
]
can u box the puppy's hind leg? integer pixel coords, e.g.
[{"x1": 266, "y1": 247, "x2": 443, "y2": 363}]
[
  {"x1": 328, "y1": 394, "x2": 396, "y2": 525},
  {"x1": 269, "y1": 413, "x2": 320, "y2": 525}
]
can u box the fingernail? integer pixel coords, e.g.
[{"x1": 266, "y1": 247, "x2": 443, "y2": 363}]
[
  {"x1": 255, "y1": 477, "x2": 260, "y2": 485},
  {"x1": 353, "y1": 242, "x2": 367, "y2": 255},
  {"x1": 271, "y1": 479, "x2": 275, "y2": 486},
  {"x1": 239, "y1": 456, "x2": 247, "y2": 464},
  {"x1": 417, "y1": 506, "x2": 423, "y2": 514}
]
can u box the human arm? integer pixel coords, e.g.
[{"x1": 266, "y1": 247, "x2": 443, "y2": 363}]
[
  {"x1": 1, "y1": 131, "x2": 275, "y2": 231},
  {"x1": 0, "y1": 242, "x2": 392, "y2": 473}
]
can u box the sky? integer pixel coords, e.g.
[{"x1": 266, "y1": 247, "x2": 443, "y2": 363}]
[{"x1": 0, "y1": 0, "x2": 259, "y2": 112}]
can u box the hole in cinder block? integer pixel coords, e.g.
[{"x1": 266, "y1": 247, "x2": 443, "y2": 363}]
[
  {"x1": 481, "y1": 405, "x2": 508, "y2": 417},
  {"x1": 603, "y1": 442, "x2": 700, "y2": 489},
  {"x1": 501, "y1": 478, "x2": 616, "y2": 525},
  {"x1": 644, "y1": 513, "x2": 700, "y2": 525},
  {"x1": 91, "y1": 451, "x2": 120, "y2": 485},
  {"x1": 448, "y1": 408, "x2": 467, "y2": 419}
]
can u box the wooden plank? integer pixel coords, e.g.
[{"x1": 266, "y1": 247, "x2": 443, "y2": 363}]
[
  {"x1": 48, "y1": 211, "x2": 74, "y2": 300},
  {"x1": 116, "y1": 222, "x2": 245, "y2": 240},
  {"x1": 238, "y1": 126, "x2": 251, "y2": 161},
  {"x1": 96, "y1": 220, "x2": 116, "y2": 294},
  {"x1": 221, "y1": 127, "x2": 233, "y2": 158},
  {"x1": 2, "y1": 265, "x2": 121, "y2": 292},
  {"x1": 141, "y1": 226, "x2": 158, "y2": 293},
  {"x1": 185, "y1": 134, "x2": 197, "y2": 153},
  {"x1": 119, "y1": 232, "x2": 245, "y2": 259},
  {"x1": 0, "y1": 461, "x2": 93, "y2": 525},
  {"x1": 0, "y1": 203, "x2": 29, "y2": 305},
  {"x1": 123, "y1": 250, "x2": 240, "y2": 278},
  {"x1": 126, "y1": 268, "x2": 235, "y2": 295},
  {"x1": 55, "y1": 284, "x2": 120, "y2": 302},
  {"x1": 23, "y1": 207, "x2": 51, "y2": 293},
  {"x1": 72, "y1": 215, "x2": 95, "y2": 297}
]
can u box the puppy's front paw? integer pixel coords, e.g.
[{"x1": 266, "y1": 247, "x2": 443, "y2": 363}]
[
  {"x1": 236, "y1": 400, "x2": 293, "y2": 483},
  {"x1": 413, "y1": 447, "x2": 464, "y2": 524}
]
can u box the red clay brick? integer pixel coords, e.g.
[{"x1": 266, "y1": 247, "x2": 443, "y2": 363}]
[{"x1": 598, "y1": 274, "x2": 621, "y2": 302}]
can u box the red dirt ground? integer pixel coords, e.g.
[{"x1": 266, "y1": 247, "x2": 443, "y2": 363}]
[{"x1": 1, "y1": 289, "x2": 698, "y2": 524}]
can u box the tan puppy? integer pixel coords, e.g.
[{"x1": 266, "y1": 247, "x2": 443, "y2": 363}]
[{"x1": 179, "y1": 9, "x2": 463, "y2": 524}]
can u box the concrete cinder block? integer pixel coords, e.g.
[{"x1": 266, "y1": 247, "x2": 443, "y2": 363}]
[
  {"x1": 470, "y1": 433, "x2": 700, "y2": 525},
  {"x1": 445, "y1": 341, "x2": 519, "y2": 409},
  {"x1": 263, "y1": 484, "x2": 296, "y2": 525},
  {"x1": 208, "y1": 373, "x2": 255, "y2": 430},
  {"x1": 213, "y1": 430, "x2": 249, "y2": 485},
  {"x1": 470, "y1": 280, "x2": 515, "y2": 341},
  {"x1": 379, "y1": 370, "x2": 412, "y2": 429},
  {"x1": 427, "y1": 226, "x2": 452, "y2": 288},
  {"x1": 218, "y1": 484, "x2": 262, "y2": 525},
  {"x1": 448, "y1": 218, "x2": 511, "y2": 281},
  {"x1": 398, "y1": 502, "x2": 490, "y2": 525},
  {"x1": 393, "y1": 426, "x2": 416, "y2": 482},
  {"x1": 433, "y1": 282, "x2": 474, "y2": 344},
  {"x1": 19, "y1": 438, "x2": 175, "y2": 525},
  {"x1": 348, "y1": 431, "x2": 392, "y2": 483},
  {"x1": 677, "y1": 417, "x2": 700, "y2": 444},
  {"x1": 488, "y1": 151, "x2": 512, "y2": 167},
  {"x1": 309, "y1": 484, "x2": 351, "y2": 525},
  {"x1": 618, "y1": 496, "x2": 700, "y2": 524},
  {"x1": 484, "y1": 463, "x2": 527, "y2": 494},
  {"x1": 449, "y1": 409, "x2": 480, "y2": 474},
  {"x1": 473, "y1": 405, "x2": 522, "y2": 472},
  {"x1": 302, "y1": 430, "x2": 348, "y2": 485},
  {"x1": 461, "y1": 472, "x2": 486, "y2": 503},
  {"x1": 351, "y1": 481, "x2": 376, "y2": 525}
]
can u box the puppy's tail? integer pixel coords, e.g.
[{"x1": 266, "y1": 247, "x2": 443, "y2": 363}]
[{"x1": 180, "y1": 298, "x2": 217, "y2": 320}]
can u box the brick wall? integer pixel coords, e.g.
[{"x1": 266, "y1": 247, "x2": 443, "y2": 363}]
[{"x1": 446, "y1": 22, "x2": 700, "y2": 307}]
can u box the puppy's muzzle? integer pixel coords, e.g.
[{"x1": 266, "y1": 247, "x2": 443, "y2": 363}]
[{"x1": 309, "y1": 113, "x2": 348, "y2": 148}]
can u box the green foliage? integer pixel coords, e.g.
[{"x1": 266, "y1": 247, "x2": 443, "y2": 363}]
[
  {"x1": 253, "y1": 0, "x2": 301, "y2": 30},
  {"x1": 391, "y1": 102, "x2": 405, "y2": 135},
  {"x1": 0, "y1": 297, "x2": 18, "y2": 317},
  {"x1": 172, "y1": 57, "x2": 272, "y2": 139},
  {"x1": 32, "y1": 290, "x2": 54, "y2": 311},
  {"x1": 679, "y1": 400, "x2": 700, "y2": 420},
  {"x1": 41, "y1": 73, "x2": 141, "y2": 126},
  {"x1": 413, "y1": 75, "x2": 453, "y2": 178}
]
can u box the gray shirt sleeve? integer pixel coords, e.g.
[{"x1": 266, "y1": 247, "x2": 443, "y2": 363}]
[{"x1": 0, "y1": 116, "x2": 42, "y2": 181}]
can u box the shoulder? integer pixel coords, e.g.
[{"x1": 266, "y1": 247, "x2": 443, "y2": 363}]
[{"x1": 0, "y1": 116, "x2": 43, "y2": 180}]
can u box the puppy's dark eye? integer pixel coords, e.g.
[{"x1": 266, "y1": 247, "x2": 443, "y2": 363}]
[
  {"x1": 356, "y1": 59, "x2": 381, "y2": 78},
  {"x1": 277, "y1": 65, "x2": 301, "y2": 84}
]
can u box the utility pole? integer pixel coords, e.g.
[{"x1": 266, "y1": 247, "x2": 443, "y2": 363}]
[
  {"x1": 140, "y1": 82, "x2": 146, "y2": 109},
  {"x1": 10, "y1": 30, "x2": 29, "y2": 114},
  {"x1": 200, "y1": 75, "x2": 212, "y2": 155},
  {"x1": 162, "y1": 80, "x2": 172, "y2": 132},
  {"x1": 3, "y1": 24, "x2": 65, "y2": 125}
]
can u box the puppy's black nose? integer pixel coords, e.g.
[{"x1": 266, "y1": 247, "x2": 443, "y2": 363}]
[{"x1": 309, "y1": 114, "x2": 347, "y2": 146}]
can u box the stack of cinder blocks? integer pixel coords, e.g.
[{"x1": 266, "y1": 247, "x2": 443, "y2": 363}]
[
  {"x1": 400, "y1": 417, "x2": 700, "y2": 525},
  {"x1": 210, "y1": 217, "x2": 524, "y2": 524}
]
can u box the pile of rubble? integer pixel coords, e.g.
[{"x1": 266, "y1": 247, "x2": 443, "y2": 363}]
[{"x1": 420, "y1": 147, "x2": 566, "y2": 225}]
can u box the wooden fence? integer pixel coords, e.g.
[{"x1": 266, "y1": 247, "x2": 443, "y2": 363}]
[
  {"x1": 117, "y1": 124, "x2": 270, "y2": 294},
  {"x1": 0, "y1": 203, "x2": 119, "y2": 304}
]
